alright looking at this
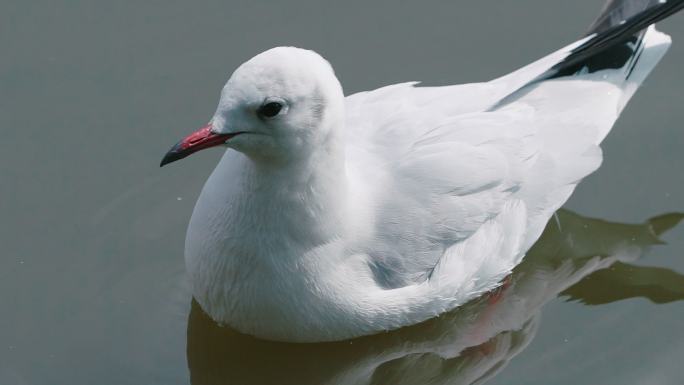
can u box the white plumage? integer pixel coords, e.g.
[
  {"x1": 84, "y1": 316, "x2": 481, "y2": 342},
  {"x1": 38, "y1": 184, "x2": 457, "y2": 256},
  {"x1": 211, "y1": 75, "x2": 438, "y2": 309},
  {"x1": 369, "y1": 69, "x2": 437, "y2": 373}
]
[{"x1": 161, "y1": 4, "x2": 678, "y2": 342}]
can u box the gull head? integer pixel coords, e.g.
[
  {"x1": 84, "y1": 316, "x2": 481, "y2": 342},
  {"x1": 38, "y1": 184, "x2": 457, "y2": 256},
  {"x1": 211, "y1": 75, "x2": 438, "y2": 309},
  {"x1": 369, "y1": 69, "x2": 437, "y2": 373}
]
[{"x1": 160, "y1": 47, "x2": 344, "y2": 166}]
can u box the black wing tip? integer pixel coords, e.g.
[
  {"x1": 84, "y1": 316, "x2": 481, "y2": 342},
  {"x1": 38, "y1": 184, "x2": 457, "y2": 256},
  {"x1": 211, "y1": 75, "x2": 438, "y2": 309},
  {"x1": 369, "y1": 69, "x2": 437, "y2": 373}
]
[
  {"x1": 587, "y1": 0, "x2": 684, "y2": 36},
  {"x1": 545, "y1": 0, "x2": 684, "y2": 80}
]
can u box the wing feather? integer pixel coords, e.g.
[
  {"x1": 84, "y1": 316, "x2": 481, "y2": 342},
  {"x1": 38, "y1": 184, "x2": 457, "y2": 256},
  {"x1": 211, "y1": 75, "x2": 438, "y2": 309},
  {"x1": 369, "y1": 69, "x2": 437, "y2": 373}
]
[{"x1": 343, "y1": 26, "x2": 671, "y2": 291}]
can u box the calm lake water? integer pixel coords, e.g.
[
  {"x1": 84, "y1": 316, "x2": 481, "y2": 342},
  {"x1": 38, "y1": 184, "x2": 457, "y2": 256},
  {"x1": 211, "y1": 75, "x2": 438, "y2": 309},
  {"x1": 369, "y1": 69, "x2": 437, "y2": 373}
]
[{"x1": 2, "y1": 1, "x2": 684, "y2": 384}]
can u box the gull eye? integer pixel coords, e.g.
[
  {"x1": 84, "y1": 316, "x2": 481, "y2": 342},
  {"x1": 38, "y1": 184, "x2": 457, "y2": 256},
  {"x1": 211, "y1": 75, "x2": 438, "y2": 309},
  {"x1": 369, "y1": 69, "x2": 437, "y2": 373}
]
[
  {"x1": 257, "y1": 98, "x2": 287, "y2": 119},
  {"x1": 259, "y1": 102, "x2": 282, "y2": 117}
]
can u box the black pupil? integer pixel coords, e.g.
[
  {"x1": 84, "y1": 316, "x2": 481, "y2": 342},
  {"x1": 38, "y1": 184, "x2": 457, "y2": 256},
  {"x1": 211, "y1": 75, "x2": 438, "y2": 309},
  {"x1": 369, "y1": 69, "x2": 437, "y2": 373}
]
[{"x1": 259, "y1": 102, "x2": 283, "y2": 118}]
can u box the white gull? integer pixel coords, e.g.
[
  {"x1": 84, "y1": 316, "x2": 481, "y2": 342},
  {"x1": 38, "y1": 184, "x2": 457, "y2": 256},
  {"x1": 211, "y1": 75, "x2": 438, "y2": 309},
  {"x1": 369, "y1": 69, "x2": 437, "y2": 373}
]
[{"x1": 161, "y1": 1, "x2": 683, "y2": 342}]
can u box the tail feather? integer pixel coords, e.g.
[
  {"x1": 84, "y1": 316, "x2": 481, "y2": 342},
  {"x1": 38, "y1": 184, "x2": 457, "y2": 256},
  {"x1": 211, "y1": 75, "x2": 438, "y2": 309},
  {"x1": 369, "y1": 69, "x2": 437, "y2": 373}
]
[{"x1": 616, "y1": 27, "x2": 671, "y2": 112}]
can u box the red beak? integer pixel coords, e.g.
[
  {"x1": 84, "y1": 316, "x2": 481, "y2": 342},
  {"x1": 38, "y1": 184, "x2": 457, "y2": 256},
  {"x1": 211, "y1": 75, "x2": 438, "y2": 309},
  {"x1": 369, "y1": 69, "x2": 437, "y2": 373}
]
[{"x1": 160, "y1": 123, "x2": 237, "y2": 167}]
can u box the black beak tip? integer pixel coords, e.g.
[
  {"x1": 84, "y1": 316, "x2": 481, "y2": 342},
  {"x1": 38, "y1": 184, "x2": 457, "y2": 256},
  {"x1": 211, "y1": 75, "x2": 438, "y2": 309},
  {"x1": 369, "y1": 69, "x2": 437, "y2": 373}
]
[{"x1": 159, "y1": 143, "x2": 185, "y2": 167}]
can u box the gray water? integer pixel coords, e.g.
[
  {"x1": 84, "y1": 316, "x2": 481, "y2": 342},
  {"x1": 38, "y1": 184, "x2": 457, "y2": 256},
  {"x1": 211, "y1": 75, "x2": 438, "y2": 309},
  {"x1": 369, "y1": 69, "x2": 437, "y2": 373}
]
[{"x1": 2, "y1": 1, "x2": 684, "y2": 384}]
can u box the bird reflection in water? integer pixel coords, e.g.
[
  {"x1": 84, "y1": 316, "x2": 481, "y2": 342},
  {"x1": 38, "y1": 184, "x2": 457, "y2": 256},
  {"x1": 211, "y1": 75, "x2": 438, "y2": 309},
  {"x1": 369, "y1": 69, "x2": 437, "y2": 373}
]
[{"x1": 186, "y1": 210, "x2": 684, "y2": 385}]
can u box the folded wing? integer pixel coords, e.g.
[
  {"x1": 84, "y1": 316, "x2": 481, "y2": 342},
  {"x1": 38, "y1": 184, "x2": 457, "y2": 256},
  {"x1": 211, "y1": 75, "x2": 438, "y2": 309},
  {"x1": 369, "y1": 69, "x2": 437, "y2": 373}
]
[{"x1": 344, "y1": 1, "x2": 675, "y2": 294}]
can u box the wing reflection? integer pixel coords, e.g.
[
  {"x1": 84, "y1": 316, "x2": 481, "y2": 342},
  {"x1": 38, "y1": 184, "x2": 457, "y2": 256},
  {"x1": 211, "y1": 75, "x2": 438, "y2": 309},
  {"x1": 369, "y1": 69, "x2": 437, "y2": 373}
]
[{"x1": 186, "y1": 210, "x2": 684, "y2": 385}]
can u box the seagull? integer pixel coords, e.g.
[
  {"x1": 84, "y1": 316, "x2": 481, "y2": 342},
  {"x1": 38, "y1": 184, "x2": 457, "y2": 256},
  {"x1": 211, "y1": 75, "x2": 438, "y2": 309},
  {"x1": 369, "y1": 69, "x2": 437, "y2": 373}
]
[{"x1": 161, "y1": 0, "x2": 684, "y2": 342}]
